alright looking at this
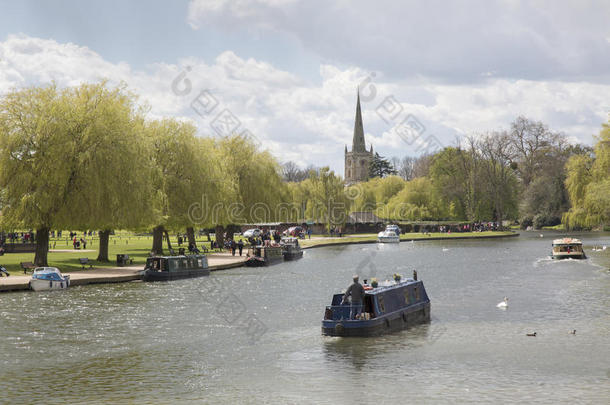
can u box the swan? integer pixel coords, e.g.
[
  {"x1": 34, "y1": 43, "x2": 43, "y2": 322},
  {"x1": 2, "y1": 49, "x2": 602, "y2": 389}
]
[
  {"x1": 526, "y1": 332, "x2": 537, "y2": 337},
  {"x1": 539, "y1": 234, "x2": 544, "y2": 238},
  {"x1": 496, "y1": 297, "x2": 508, "y2": 309},
  {"x1": 570, "y1": 329, "x2": 576, "y2": 335},
  {"x1": 442, "y1": 248, "x2": 450, "y2": 252}
]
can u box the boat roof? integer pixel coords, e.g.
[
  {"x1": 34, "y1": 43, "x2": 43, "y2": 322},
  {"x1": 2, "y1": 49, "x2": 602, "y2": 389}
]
[
  {"x1": 552, "y1": 238, "x2": 582, "y2": 245},
  {"x1": 148, "y1": 255, "x2": 206, "y2": 260},
  {"x1": 33, "y1": 267, "x2": 62, "y2": 274},
  {"x1": 363, "y1": 279, "x2": 420, "y2": 296}
]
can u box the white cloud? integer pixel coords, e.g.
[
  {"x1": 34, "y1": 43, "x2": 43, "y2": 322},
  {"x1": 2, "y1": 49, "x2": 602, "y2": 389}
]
[
  {"x1": 187, "y1": 0, "x2": 610, "y2": 83},
  {"x1": 1, "y1": 34, "x2": 608, "y2": 175}
]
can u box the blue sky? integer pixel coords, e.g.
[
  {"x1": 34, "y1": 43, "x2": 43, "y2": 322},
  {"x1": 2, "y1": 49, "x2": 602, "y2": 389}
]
[{"x1": 1, "y1": 0, "x2": 609, "y2": 173}]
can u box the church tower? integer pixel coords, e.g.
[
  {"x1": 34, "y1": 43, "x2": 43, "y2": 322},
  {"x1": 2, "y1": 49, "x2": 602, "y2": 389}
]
[{"x1": 344, "y1": 89, "x2": 374, "y2": 185}]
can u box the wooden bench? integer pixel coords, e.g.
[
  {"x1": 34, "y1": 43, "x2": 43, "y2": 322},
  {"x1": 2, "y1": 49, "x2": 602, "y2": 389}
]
[
  {"x1": 20, "y1": 261, "x2": 36, "y2": 274},
  {"x1": 79, "y1": 258, "x2": 93, "y2": 269}
]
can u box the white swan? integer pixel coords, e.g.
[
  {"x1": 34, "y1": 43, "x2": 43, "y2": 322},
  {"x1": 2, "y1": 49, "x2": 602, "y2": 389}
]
[
  {"x1": 539, "y1": 234, "x2": 544, "y2": 238},
  {"x1": 496, "y1": 297, "x2": 508, "y2": 309}
]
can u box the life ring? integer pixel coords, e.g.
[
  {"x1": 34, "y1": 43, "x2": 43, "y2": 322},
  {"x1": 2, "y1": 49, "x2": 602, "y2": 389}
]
[{"x1": 335, "y1": 323, "x2": 345, "y2": 334}]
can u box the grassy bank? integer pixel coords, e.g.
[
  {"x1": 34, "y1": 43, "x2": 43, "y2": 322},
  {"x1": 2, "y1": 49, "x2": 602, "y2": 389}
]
[
  {"x1": 0, "y1": 231, "x2": 517, "y2": 275},
  {"x1": 299, "y1": 231, "x2": 516, "y2": 248}
]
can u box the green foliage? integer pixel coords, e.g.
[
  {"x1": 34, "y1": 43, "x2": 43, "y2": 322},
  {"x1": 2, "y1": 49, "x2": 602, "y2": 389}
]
[
  {"x1": 368, "y1": 152, "x2": 396, "y2": 178},
  {"x1": 563, "y1": 120, "x2": 610, "y2": 229}
]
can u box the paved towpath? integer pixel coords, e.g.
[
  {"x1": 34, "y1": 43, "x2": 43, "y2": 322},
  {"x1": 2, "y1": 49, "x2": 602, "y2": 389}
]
[{"x1": 0, "y1": 253, "x2": 247, "y2": 293}]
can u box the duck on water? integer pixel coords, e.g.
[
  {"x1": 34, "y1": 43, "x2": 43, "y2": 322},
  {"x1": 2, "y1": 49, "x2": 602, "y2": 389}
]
[{"x1": 322, "y1": 272, "x2": 431, "y2": 337}]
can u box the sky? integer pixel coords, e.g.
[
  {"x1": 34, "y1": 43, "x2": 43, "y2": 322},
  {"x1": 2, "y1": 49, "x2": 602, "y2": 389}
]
[{"x1": 1, "y1": 0, "x2": 609, "y2": 173}]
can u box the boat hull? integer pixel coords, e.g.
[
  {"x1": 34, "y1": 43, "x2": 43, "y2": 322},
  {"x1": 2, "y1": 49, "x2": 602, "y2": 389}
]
[
  {"x1": 551, "y1": 253, "x2": 586, "y2": 260},
  {"x1": 377, "y1": 237, "x2": 400, "y2": 243},
  {"x1": 321, "y1": 301, "x2": 430, "y2": 337},
  {"x1": 245, "y1": 255, "x2": 284, "y2": 267},
  {"x1": 283, "y1": 250, "x2": 303, "y2": 260},
  {"x1": 141, "y1": 268, "x2": 210, "y2": 281},
  {"x1": 29, "y1": 277, "x2": 70, "y2": 291}
]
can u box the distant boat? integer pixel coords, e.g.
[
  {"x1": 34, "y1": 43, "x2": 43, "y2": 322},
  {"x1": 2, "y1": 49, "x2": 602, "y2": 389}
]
[
  {"x1": 551, "y1": 238, "x2": 586, "y2": 259},
  {"x1": 29, "y1": 267, "x2": 70, "y2": 291},
  {"x1": 245, "y1": 245, "x2": 284, "y2": 267},
  {"x1": 377, "y1": 225, "x2": 400, "y2": 243},
  {"x1": 141, "y1": 255, "x2": 209, "y2": 281},
  {"x1": 321, "y1": 277, "x2": 430, "y2": 337},
  {"x1": 281, "y1": 237, "x2": 303, "y2": 261}
]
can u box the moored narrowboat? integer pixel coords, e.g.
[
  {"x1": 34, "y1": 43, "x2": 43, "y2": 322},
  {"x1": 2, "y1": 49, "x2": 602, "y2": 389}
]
[
  {"x1": 141, "y1": 255, "x2": 209, "y2": 281},
  {"x1": 281, "y1": 237, "x2": 303, "y2": 260},
  {"x1": 322, "y1": 276, "x2": 430, "y2": 337},
  {"x1": 551, "y1": 238, "x2": 586, "y2": 259},
  {"x1": 245, "y1": 245, "x2": 284, "y2": 267}
]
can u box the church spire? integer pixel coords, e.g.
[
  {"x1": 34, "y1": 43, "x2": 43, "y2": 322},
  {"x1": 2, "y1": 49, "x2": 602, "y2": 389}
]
[{"x1": 352, "y1": 88, "x2": 366, "y2": 153}]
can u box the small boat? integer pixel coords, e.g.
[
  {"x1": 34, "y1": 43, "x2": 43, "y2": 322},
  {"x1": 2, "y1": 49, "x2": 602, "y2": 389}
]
[
  {"x1": 551, "y1": 238, "x2": 586, "y2": 259},
  {"x1": 322, "y1": 276, "x2": 431, "y2": 337},
  {"x1": 377, "y1": 229, "x2": 400, "y2": 243},
  {"x1": 29, "y1": 267, "x2": 70, "y2": 291},
  {"x1": 245, "y1": 245, "x2": 284, "y2": 267},
  {"x1": 281, "y1": 237, "x2": 303, "y2": 260},
  {"x1": 141, "y1": 255, "x2": 209, "y2": 281}
]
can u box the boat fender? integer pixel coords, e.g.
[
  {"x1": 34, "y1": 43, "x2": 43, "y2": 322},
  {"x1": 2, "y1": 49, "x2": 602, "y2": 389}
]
[
  {"x1": 28, "y1": 281, "x2": 32, "y2": 290},
  {"x1": 50, "y1": 280, "x2": 53, "y2": 288},
  {"x1": 335, "y1": 323, "x2": 344, "y2": 334},
  {"x1": 384, "y1": 318, "x2": 390, "y2": 328},
  {"x1": 402, "y1": 312, "x2": 407, "y2": 322}
]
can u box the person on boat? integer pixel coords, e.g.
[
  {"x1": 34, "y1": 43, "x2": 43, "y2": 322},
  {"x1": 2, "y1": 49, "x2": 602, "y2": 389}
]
[{"x1": 343, "y1": 275, "x2": 365, "y2": 320}]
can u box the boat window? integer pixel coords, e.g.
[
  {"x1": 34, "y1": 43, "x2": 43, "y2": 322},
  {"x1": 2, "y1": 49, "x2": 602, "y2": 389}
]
[
  {"x1": 404, "y1": 289, "x2": 410, "y2": 305},
  {"x1": 414, "y1": 286, "x2": 420, "y2": 301},
  {"x1": 378, "y1": 296, "x2": 385, "y2": 313}
]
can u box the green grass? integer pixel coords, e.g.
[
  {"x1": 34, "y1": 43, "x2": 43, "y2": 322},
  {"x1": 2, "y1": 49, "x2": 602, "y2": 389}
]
[
  {"x1": 300, "y1": 231, "x2": 515, "y2": 248},
  {"x1": 2, "y1": 230, "x2": 515, "y2": 274},
  {"x1": 1, "y1": 231, "x2": 247, "y2": 275}
]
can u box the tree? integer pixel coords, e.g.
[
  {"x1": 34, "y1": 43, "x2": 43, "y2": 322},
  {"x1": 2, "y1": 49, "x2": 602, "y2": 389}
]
[
  {"x1": 563, "y1": 120, "x2": 610, "y2": 229},
  {"x1": 304, "y1": 167, "x2": 348, "y2": 232},
  {"x1": 0, "y1": 82, "x2": 152, "y2": 266},
  {"x1": 145, "y1": 119, "x2": 220, "y2": 254},
  {"x1": 368, "y1": 152, "x2": 397, "y2": 178}
]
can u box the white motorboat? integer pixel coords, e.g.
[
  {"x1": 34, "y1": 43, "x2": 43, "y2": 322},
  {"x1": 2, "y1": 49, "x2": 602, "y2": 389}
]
[
  {"x1": 377, "y1": 230, "x2": 400, "y2": 243},
  {"x1": 29, "y1": 267, "x2": 70, "y2": 291}
]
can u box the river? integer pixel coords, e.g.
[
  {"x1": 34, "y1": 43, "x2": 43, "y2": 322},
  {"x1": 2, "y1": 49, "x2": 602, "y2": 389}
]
[{"x1": 1, "y1": 232, "x2": 609, "y2": 404}]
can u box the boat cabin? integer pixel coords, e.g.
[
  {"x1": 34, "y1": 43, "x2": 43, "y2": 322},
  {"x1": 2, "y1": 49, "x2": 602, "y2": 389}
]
[
  {"x1": 144, "y1": 255, "x2": 208, "y2": 273},
  {"x1": 325, "y1": 280, "x2": 428, "y2": 321}
]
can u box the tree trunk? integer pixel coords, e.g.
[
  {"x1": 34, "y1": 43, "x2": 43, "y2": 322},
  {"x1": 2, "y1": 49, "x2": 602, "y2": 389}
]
[
  {"x1": 96, "y1": 229, "x2": 111, "y2": 262},
  {"x1": 186, "y1": 227, "x2": 196, "y2": 247},
  {"x1": 152, "y1": 226, "x2": 164, "y2": 255},
  {"x1": 215, "y1": 225, "x2": 224, "y2": 249},
  {"x1": 164, "y1": 230, "x2": 173, "y2": 252},
  {"x1": 34, "y1": 227, "x2": 49, "y2": 267}
]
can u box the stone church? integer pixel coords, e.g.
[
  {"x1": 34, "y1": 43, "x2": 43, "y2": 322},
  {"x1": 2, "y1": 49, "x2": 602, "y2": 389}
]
[{"x1": 344, "y1": 90, "x2": 374, "y2": 185}]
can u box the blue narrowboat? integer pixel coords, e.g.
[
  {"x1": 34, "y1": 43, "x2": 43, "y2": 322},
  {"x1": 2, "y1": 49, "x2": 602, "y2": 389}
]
[
  {"x1": 322, "y1": 278, "x2": 431, "y2": 337},
  {"x1": 141, "y1": 255, "x2": 209, "y2": 281}
]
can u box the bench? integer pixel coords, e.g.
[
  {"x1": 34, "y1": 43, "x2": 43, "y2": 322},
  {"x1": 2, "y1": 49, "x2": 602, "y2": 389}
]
[
  {"x1": 116, "y1": 254, "x2": 133, "y2": 267},
  {"x1": 79, "y1": 258, "x2": 93, "y2": 269},
  {"x1": 20, "y1": 261, "x2": 36, "y2": 274}
]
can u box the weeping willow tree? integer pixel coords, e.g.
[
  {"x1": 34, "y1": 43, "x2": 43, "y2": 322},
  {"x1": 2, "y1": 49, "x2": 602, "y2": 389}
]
[
  {"x1": 211, "y1": 134, "x2": 289, "y2": 247},
  {"x1": 563, "y1": 120, "x2": 610, "y2": 229},
  {"x1": 145, "y1": 119, "x2": 222, "y2": 255},
  {"x1": 0, "y1": 82, "x2": 154, "y2": 266}
]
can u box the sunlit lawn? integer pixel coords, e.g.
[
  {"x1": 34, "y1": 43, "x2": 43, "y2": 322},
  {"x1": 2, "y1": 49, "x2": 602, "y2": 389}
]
[{"x1": 1, "y1": 230, "x2": 515, "y2": 274}]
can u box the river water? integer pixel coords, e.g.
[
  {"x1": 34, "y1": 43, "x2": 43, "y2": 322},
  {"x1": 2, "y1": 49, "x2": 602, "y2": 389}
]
[{"x1": 1, "y1": 232, "x2": 609, "y2": 404}]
